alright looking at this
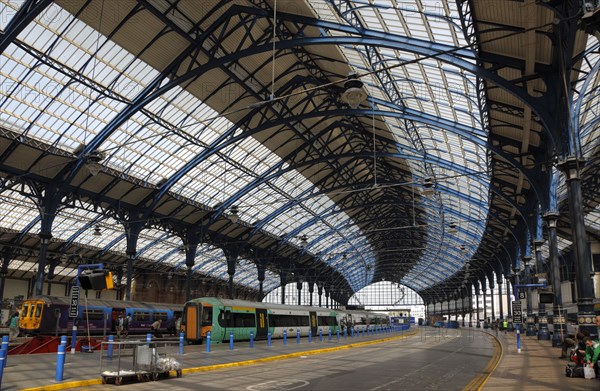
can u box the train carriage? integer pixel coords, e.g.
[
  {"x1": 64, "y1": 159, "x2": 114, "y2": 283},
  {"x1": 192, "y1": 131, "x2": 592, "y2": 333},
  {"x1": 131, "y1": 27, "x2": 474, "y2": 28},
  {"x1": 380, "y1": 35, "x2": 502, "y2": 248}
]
[
  {"x1": 19, "y1": 295, "x2": 182, "y2": 336},
  {"x1": 182, "y1": 297, "x2": 385, "y2": 344}
]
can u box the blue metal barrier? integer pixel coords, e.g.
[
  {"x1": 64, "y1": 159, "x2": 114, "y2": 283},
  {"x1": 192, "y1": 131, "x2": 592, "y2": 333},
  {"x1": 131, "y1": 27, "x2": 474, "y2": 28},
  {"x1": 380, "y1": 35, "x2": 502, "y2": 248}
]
[
  {"x1": 1, "y1": 336, "x2": 7, "y2": 370},
  {"x1": 0, "y1": 348, "x2": 7, "y2": 386},
  {"x1": 296, "y1": 329, "x2": 300, "y2": 344},
  {"x1": 179, "y1": 332, "x2": 184, "y2": 355},
  {"x1": 229, "y1": 332, "x2": 234, "y2": 350},
  {"x1": 107, "y1": 335, "x2": 114, "y2": 358},
  {"x1": 267, "y1": 332, "x2": 271, "y2": 347},
  {"x1": 71, "y1": 326, "x2": 77, "y2": 354},
  {"x1": 283, "y1": 330, "x2": 287, "y2": 345},
  {"x1": 55, "y1": 344, "x2": 66, "y2": 381},
  {"x1": 250, "y1": 332, "x2": 254, "y2": 348},
  {"x1": 206, "y1": 331, "x2": 211, "y2": 352}
]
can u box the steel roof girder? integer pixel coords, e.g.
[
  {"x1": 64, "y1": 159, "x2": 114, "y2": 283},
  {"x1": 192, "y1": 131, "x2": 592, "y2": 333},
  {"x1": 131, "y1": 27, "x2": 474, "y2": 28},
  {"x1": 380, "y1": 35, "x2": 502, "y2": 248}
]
[{"x1": 0, "y1": 0, "x2": 54, "y2": 55}]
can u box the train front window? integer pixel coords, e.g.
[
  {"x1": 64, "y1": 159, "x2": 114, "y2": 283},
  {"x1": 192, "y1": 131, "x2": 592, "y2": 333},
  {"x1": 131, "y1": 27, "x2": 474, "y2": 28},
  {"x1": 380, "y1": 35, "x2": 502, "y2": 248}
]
[
  {"x1": 29, "y1": 305, "x2": 35, "y2": 317},
  {"x1": 35, "y1": 304, "x2": 42, "y2": 318},
  {"x1": 201, "y1": 306, "x2": 212, "y2": 326},
  {"x1": 21, "y1": 304, "x2": 29, "y2": 318}
]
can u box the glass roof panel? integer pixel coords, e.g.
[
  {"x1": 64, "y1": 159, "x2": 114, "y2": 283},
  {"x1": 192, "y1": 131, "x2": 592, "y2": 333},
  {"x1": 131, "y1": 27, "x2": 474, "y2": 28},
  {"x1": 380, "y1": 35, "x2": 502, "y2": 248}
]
[{"x1": 307, "y1": 0, "x2": 490, "y2": 289}]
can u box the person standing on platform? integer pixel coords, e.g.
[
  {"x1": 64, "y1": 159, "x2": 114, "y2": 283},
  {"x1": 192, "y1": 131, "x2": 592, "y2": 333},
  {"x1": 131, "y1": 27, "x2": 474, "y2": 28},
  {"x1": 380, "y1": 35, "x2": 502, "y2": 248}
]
[
  {"x1": 116, "y1": 314, "x2": 124, "y2": 338},
  {"x1": 123, "y1": 314, "x2": 131, "y2": 337},
  {"x1": 8, "y1": 312, "x2": 19, "y2": 340}
]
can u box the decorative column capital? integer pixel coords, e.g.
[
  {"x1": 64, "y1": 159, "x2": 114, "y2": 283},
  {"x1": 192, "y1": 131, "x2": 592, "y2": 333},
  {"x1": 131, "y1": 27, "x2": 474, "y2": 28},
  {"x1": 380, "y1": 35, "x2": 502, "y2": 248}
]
[
  {"x1": 542, "y1": 212, "x2": 560, "y2": 227},
  {"x1": 557, "y1": 157, "x2": 586, "y2": 181}
]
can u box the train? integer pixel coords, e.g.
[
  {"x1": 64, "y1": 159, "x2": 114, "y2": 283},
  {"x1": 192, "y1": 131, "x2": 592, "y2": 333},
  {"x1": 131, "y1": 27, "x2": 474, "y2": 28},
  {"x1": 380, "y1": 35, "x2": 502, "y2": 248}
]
[
  {"x1": 181, "y1": 297, "x2": 391, "y2": 344},
  {"x1": 18, "y1": 295, "x2": 182, "y2": 336},
  {"x1": 18, "y1": 295, "x2": 393, "y2": 343}
]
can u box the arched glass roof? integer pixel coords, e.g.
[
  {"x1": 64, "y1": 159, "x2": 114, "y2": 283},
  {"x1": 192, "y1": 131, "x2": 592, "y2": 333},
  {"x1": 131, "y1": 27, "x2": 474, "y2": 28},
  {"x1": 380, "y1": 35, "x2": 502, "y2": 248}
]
[{"x1": 1, "y1": 0, "x2": 596, "y2": 304}]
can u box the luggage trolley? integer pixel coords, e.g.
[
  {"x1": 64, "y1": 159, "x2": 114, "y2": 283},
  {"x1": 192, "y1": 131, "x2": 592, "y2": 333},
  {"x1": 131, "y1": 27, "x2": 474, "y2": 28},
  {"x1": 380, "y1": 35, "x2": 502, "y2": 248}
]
[{"x1": 100, "y1": 340, "x2": 183, "y2": 385}]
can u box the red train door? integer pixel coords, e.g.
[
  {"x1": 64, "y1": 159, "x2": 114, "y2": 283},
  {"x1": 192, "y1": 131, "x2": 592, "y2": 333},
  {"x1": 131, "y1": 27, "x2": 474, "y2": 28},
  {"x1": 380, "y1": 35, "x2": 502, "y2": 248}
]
[{"x1": 111, "y1": 308, "x2": 125, "y2": 332}]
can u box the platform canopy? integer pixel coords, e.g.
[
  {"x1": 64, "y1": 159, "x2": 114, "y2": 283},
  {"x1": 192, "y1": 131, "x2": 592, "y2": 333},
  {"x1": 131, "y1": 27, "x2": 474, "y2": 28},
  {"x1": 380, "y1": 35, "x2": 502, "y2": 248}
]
[{"x1": 0, "y1": 0, "x2": 599, "y2": 304}]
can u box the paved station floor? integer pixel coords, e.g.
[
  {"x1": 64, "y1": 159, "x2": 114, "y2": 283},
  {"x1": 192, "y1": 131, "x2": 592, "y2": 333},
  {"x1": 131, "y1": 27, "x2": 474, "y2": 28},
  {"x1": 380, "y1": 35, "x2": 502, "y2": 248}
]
[
  {"x1": 483, "y1": 330, "x2": 598, "y2": 390},
  {"x1": 2, "y1": 327, "x2": 598, "y2": 390}
]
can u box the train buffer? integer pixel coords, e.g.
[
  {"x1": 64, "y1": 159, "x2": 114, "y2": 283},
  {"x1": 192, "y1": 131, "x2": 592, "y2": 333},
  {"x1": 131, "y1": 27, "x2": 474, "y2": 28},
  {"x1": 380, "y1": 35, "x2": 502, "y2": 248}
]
[{"x1": 100, "y1": 340, "x2": 183, "y2": 386}]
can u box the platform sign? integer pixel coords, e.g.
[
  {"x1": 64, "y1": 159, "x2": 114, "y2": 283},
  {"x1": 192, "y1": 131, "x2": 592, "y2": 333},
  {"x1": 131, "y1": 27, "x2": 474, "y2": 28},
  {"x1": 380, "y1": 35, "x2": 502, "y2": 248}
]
[
  {"x1": 518, "y1": 291, "x2": 526, "y2": 299},
  {"x1": 69, "y1": 286, "x2": 79, "y2": 318},
  {"x1": 512, "y1": 300, "x2": 522, "y2": 323}
]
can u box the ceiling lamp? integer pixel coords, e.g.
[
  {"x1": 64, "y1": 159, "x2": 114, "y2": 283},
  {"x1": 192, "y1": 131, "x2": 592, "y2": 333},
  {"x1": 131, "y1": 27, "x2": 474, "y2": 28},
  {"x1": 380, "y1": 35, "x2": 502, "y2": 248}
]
[
  {"x1": 341, "y1": 72, "x2": 367, "y2": 109},
  {"x1": 85, "y1": 150, "x2": 105, "y2": 176},
  {"x1": 448, "y1": 222, "x2": 458, "y2": 234},
  {"x1": 421, "y1": 177, "x2": 435, "y2": 196},
  {"x1": 229, "y1": 205, "x2": 240, "y2": 224},
  {"x1": 299, "y1": 234, "x2": 308, "y2": 249},
  {"x1": 92, "y1": 225, "x2": 102, "y2": 236}
]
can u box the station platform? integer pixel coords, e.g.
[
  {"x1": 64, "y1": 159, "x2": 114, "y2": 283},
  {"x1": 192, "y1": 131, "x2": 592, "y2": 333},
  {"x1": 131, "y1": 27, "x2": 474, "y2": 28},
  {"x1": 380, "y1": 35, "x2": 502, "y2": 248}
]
[
  {"x1": 1, "y1": 328, "x2": 598, "y2": 390},
  {"x1": 482, "y1": 330, "x2": 598, "y2": 390}
]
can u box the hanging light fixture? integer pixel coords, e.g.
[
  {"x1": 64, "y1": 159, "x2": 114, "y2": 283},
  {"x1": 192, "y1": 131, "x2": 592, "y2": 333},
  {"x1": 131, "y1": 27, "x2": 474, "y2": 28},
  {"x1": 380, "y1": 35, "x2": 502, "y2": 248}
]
[
  {"x1": 229, "y1": 205, "x2": 240, "y2": 224},
  {"x1": 341, "y1": 71, "x2": 367, "y2": 109},
  {"x1": 85, "y1": 150, "x2": 105, "y2": 176},
  {"x1": 299, "y1": 234, "x2": 308, "y2": 249},
  {"x1": 92, "y1": 225, "x2": 102, "y2": 236},
  {"x1": 448, "y1": 222, "x2": 458, "y2": 234},
  {"x1": 421, "y1": 177, "x2": 435, "y2": 196}
]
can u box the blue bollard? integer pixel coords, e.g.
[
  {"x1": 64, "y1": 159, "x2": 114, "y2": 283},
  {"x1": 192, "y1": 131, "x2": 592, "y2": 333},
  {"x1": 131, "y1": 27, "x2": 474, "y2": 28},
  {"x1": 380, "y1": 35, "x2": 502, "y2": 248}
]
[
  {"x1": 516, "y1": 325, "x2": 521, "y2": 353},
  {"x1": 71, "y1": 325, "x2": 77, "y2": 354},
  {"x1": 283, "y1": 330, "x2": 287, "y2": 345},
  {"x1": 107, "y1": 335, "x2": 114, "y2": 359},
  {"x1": 296, "y1": 329, "x2": 300, "y2": 344},
  {"x1": 206, "y1": 332, "x2": 211, "y2": 353},
  {"x1": 229, "y1": 332, "x2": 234, "y2": 350},
  {"x1": 55, "y1": 344, "x2": 66, "y2": 381},
  {"x1": 319, "y1": 329, "x2": 323, "y2": 342},
  {"x1": 60, "y1": 335, "x2": 67, "y2": 346},
  {"x1": 179, "y1": 332, "x2": 184, "y2": 355},
  {"x1": 0, "y1": 348, "x2": 6, "y2": 384},
  {"x1": 267, "y1": 332, "x2": 271, "y2": 347},
  {"x1": 351, "y1": 327, "x2": 354, "y2": 338},
  {"x1": 328, "y1": 329, "x2": 332, "y2": 341},
  {"x1": 250, "y1": 332, "x2": 254, "y2": 348},
  {"x1": 362, "y1": 328, "x2": 365, "y2": 337},
  {"x1": 308, "y1": 330, "x2": 312, "y2": 343},
  {"x1": 1, "y1": 335, "x2": 8, "y2": 351},
  {"x1": 1, "y1": 335, "x2": 8, "y2": 370},
  {"x1": 146, "y1": 333, "x2": 152, "y2": 343},
  {"x1": 337, "y1": 329, "x2": 340, "y2": 341}
]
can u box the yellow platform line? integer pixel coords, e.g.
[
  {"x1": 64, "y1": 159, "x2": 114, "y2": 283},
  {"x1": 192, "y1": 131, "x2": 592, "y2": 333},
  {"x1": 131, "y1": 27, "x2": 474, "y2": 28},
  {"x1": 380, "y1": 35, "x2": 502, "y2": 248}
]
[
  {"x1": 462, "y1": 332, "x2": 503, "y2": 391},
  {"x1": 20, "y1": 331, "x2": 417, "y2": 391}
]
